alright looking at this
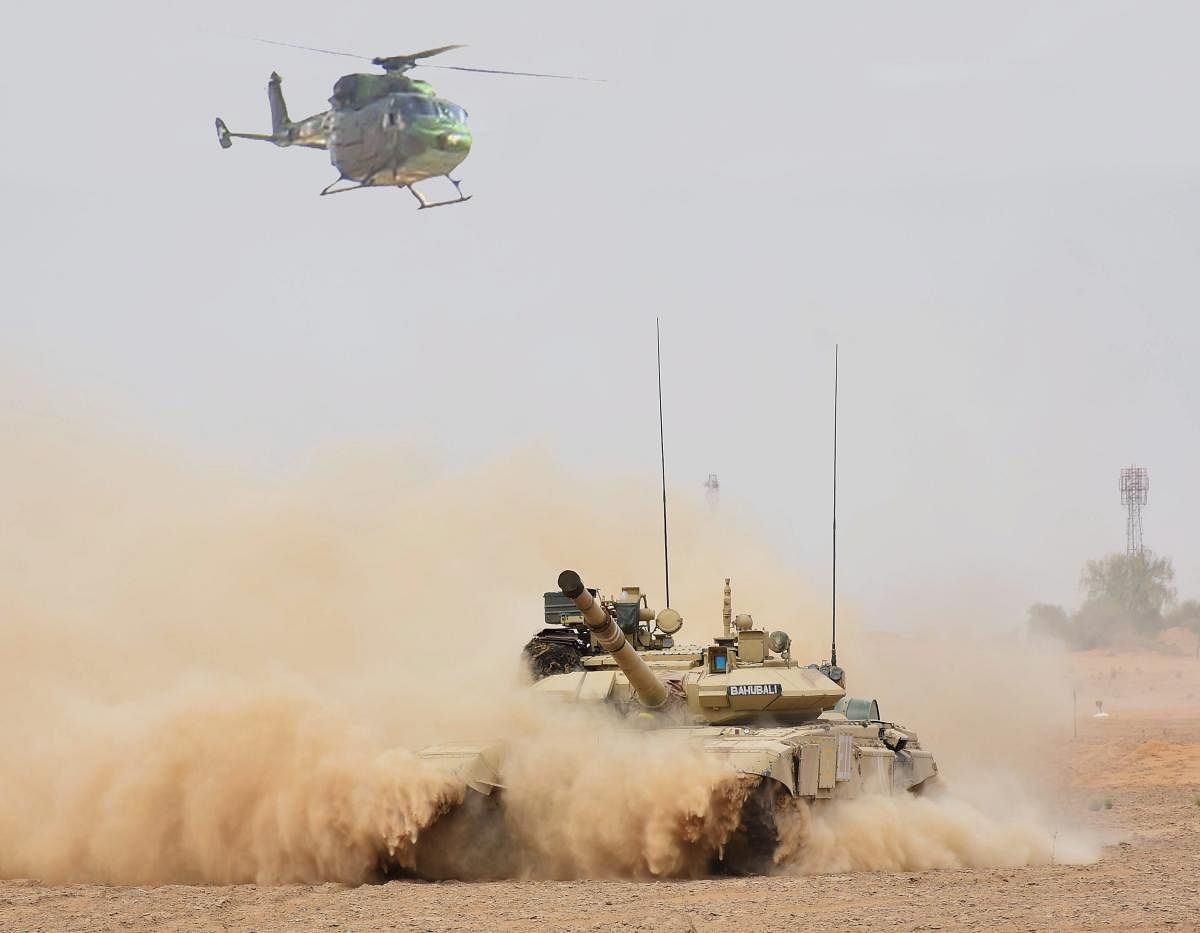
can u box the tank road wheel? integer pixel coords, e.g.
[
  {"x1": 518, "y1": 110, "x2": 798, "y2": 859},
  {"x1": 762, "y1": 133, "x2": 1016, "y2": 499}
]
[{"x1": 719, "y1": 779, "x2": 781, "y2": 875}]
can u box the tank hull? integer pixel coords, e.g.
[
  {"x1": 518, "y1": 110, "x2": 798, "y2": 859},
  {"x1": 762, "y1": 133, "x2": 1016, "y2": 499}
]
[
  {"x1": 403, "y1": 721, "x2": 936, "y2": 878},
  {"x1": 417, "y1": 720, "x2": 936, "y2": 803}
]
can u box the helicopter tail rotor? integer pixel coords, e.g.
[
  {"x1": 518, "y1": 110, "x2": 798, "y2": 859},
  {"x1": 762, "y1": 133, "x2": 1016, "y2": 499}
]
[{"x1": 215, "y1": 118, "x2": 233, "y2": 149}]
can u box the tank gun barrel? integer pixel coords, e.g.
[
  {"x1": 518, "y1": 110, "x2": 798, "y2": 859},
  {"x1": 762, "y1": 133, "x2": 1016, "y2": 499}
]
[{"x1": 557, "y1": 570, "x2": 669, "y2": 709}]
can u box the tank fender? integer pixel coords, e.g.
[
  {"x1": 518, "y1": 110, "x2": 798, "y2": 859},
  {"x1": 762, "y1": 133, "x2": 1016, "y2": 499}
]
[
  {"x1": 701, "y1": 736, "x2": 796, "y2": 794},
  {"x1": 416, "y1": 742, "x2": 504, "y2": 796},
  {"x1": 892, "y1": 748, "x2": 938, "y2": 792}
]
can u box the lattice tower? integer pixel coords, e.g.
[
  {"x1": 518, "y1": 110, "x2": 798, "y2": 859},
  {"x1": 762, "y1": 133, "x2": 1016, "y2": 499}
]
[{"x1": 1119, "y1": 466, "x2": 1149, "y2": 555}]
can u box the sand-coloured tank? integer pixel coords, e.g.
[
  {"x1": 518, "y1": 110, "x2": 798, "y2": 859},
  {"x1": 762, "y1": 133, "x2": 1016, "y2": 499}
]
[{"x1": 416, "y1": 568, "x2": 938, "y2": 875}]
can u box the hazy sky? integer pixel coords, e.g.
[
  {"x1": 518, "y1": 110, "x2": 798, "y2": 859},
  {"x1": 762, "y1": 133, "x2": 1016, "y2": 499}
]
[{"x1": 4, "y1": 1, "x2": 1199, "y2": 629}]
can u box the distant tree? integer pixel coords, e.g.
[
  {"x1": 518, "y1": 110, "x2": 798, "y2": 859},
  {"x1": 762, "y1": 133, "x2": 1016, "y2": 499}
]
[
  {"x1": 1080, "y1": 550, "x2": 1176, "y2": 635},
  {"x1": 1070, "y1": 595, "x2": 1129, "y2": 649},
  {"x1": 1026, "y1": 550, "x2": 1186, "y2": 651},
  {"x1": 1027, "y1": 603, "x2": 1071, "y2": 642},
  {"x1": 1165, "y1": 599, "x2": 1200, "y2": 658}
]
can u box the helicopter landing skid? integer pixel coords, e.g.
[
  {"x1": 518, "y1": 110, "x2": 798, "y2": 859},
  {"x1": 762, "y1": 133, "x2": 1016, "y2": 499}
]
[
  {"x1": 319, "y1": 175, "x2": 368, "y2": 196},
  {"x1": 408, "y1": 176, "x2": 472, "y2": 210},
  {"x1": 317, "y1": 174, "x2": 471, "y2": 208}
]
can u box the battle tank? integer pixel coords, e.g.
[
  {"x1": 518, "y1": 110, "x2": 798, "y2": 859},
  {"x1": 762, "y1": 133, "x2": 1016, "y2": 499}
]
[{"x1": 411, "y1": 569, "x2": 938, "y2": 875}]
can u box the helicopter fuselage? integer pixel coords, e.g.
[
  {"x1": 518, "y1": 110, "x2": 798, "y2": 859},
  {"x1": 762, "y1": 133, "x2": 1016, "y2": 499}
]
[
  {"x1": 216, "y1": 44, "x2": 589, "y2": 208},
  {"x1": 329, "y1": 91, "x2": 472, "y2": 188},
  {"x1": 216, "y1": 72, "x2": 473, "y2": 205}
]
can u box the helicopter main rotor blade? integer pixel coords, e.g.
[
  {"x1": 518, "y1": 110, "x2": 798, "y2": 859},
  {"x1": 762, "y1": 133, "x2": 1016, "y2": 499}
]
[
  {"x1": 422, "y1": 63, "x2": 604, "y2": 81},
  {"x1": 247, "y1": 37, "x2": 602, "y2": 81},
  {"x1": 371, "y1": 45, "x2": 467, "y2": 71},
  {"x1": 398, "y1": 44, "x2": 467, "y2": 61},
  {"x1": 249, "y1": 36, "x2": 368, "y2": 61}
]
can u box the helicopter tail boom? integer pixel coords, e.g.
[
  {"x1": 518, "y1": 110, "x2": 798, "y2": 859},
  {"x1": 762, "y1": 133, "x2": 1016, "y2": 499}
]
[
  {"x1": 215, "y1": 119, "x2": 280, "y2": 148},
  {"x1": 215, "y1": 73, "x2": 330, "y2": 152}
]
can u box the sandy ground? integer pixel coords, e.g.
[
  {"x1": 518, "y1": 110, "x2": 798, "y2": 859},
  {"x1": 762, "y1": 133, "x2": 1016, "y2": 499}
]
[{"x1": 4, "y1": 647, "x2": 1199, "y2": 933}]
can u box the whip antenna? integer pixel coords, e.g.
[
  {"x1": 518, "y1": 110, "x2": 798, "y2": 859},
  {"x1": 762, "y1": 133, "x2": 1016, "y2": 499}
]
[
  {"x1": 831, "y1": 344, "x2": 839, "y2": 667},
  {"x1": 657, "y1": 318, "x2": 671, "y2": 608}
]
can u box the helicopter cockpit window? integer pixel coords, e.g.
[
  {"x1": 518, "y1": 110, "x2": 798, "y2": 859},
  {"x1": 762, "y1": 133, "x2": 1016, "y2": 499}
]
[
  {"x1": 438, "y1": 102, "x2": 469, "y2": 124},
  {"x1": 398, "y1": 94, "x2": 439, "y2": 120}
]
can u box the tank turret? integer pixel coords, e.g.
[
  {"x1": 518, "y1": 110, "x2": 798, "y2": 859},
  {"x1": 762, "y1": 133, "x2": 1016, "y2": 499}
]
[
  {"x1": 523, "y1": 575, "x2": 683, "y2": 679},
  {"x1": 557, "y1": 570, "x2": 669, "y2": 709}
]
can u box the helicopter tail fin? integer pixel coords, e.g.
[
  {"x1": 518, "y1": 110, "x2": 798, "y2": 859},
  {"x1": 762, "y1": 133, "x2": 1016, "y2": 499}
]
[{"x1": 267, "y1": 72, "x2": 291, "y2": 135}]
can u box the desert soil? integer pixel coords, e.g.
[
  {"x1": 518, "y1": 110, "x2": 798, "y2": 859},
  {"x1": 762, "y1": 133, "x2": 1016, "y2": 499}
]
[{"x1": 3, "y1": 647, "x2": 1198, "y2": 933}]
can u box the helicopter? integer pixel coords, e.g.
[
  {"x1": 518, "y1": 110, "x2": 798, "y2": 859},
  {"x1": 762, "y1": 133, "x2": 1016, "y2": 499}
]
[{"x1": 214, "y1": 42, "x2": 593, "y2": 209}]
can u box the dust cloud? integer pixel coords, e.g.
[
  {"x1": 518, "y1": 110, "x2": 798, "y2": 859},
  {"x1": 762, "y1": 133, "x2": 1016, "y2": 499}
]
[
  {"x1": 773, "y1": 791, "x2": 1093, "y2": 874},
  {"x1": 412, "y1": 721, "x2": 760, "y2": 880},
  {"x1": 827, "y1": 619, "x2": 1099, "y2": 872},
  {"x1": 2, "y1": 679, "x2": 465, "y2": 884},
  {"x1": 0, "y1": 397, "x2": 1092, "y2": 883}
]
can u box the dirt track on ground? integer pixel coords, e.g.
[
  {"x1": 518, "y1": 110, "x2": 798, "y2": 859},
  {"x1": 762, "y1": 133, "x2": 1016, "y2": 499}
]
[{"x1": 4, "y1": 648, "x2": 1199, "y2": 932}]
